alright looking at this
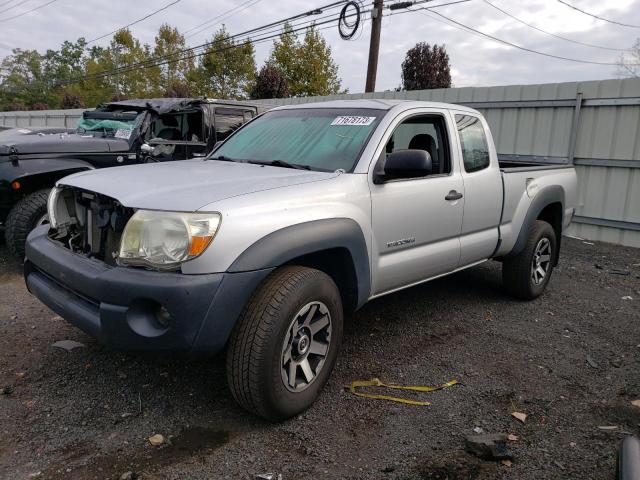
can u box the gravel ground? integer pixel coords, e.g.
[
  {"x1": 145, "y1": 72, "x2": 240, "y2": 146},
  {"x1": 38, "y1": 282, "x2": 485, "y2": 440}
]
[{"x1": 0, "y1": 236, "x2": 639, "y2": 480}]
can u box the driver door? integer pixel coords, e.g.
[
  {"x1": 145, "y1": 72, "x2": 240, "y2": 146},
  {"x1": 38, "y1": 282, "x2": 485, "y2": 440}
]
[{"x1": 369, "y1": 110, "x2": 464, "y2": 295}]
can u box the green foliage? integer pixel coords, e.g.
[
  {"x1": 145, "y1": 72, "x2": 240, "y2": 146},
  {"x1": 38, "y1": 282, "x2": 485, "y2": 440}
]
[
  {"x1": 153, "y1": 24, "x2": 194, "y2": 94},
  {"x1": 250, "y1": 62, "x2": 290, "y2": 99},
  {"x1": 0, "y1": 21, "x2": 343, "y2": 110},
  {"x1": 195, "y1": 27, "x2": 256, "y2": 99},
  {"x1": 401, "y1": 43, "x2": 451, "y2": 91},
  {"x1": 269, "y1": 23, "x2": 341, "y2": 97}
]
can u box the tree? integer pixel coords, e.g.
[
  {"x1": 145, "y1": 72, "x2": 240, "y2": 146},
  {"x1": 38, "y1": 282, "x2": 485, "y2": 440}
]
[
  {"x1": 401, "y1": 43, "x2": 451, "y2": 91},
  {"x1": 163, "y1": 81, "x2": 193, "y2": 98},
  {"x1": 269, "y1": 24, "x2": 299, "y2": 89},
  {"x1": 152, "y1": 24, "x2": 194, "y2": 94},
  {"x1": 0, "y1": 48, "x2": 48, "y2": 108},
  {"x1": 60, "y1": 90, "x2": 85, "y2": 108},
  {"x1": 617, "y1": 38, "x2": 639, "y2": 78},
  {"x1": 268, "y1": 23, "x2": 341, "y2": 97},
  {"x1": 298, "y1": 26, "x2": 341, "y2": 96},
  {"x1": 195, "y1": 26, "x2": 256, "y2": 99},
  {"x1": 43, "y1": 39, "x2": 87, "y2": 87},
  {"x1": 250, "y1": 63, "x2": 290, "y2": 99}
]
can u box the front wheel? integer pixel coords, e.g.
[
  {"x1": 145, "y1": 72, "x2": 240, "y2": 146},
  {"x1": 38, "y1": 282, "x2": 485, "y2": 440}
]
[
  {"x1": 226, "y1": 266, "x2": 343, "y2": 421},
  {"x1": 4, "y1": 189, "x2": 50, "y2": 257},
  {"x1": 502, "y1": 220, "x2": 557, "y2": 300}
]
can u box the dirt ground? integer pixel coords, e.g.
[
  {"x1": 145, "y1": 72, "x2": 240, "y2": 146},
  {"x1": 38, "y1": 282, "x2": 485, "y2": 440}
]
[{"x1": 0, "y1": 236, "x2": 639, "y2": 480}]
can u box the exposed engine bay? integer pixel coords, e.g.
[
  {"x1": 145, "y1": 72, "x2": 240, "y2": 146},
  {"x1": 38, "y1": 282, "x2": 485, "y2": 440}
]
[{"x1": 49, "y1": 187, "x2": 133, "y2": 266}]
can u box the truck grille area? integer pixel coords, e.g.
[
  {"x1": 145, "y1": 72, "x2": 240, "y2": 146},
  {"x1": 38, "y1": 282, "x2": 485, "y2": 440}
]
[{"x1": 49, "y1": 187, "x2": 134, "y2": 266}]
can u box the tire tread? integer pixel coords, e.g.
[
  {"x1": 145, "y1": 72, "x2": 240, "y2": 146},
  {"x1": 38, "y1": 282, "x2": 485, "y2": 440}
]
[
  {"x1": 4, "y1": 188, "x2": 50, "y2": 257},
  {"x1": 502, "y1": 220, "x2": 556, "y2": 300},
  {"x1": 226, "y1": 266, "x2": 326, "y2": 419}
]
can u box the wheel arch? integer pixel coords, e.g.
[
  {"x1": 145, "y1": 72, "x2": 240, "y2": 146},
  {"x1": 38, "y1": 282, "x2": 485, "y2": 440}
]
[
  {"x1": 3, "y1": 158, "x2": 93, "y2": 195},
  {"x1": 505, "y1": 185, "x2": 565, "y2": 264},
  {"x1": 228, "y1": 218, "x2": 371, "y2": 312}
]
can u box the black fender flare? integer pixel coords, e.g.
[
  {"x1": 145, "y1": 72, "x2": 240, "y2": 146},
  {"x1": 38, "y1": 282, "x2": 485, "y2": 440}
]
[
  {"x1": 505, "y1": 185, "x2": 565, "y2": 259},
  {"x1": 1, "y1": 157, "x2": 93, "y2": 184},
  {"x1": 229, "y1": 218, "x2": 371, "y2": 309}
]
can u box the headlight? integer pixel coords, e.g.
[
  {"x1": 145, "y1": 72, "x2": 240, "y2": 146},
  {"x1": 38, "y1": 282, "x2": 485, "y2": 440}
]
[
  {"x1": 118, "y1": 210, "x2": 221, "y2": 269},
  {"x1": 47, "y1": 186, "x2": 62, "y2": 229}
]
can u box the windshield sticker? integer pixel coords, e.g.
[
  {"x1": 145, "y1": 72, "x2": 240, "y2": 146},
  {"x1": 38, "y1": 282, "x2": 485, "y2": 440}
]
[
  {"x1": 331, "y1": 116, "x2": 376, "y2": 126},
  {"x1": 114, "y1": 128, "x2": 132, "y2": 139}
]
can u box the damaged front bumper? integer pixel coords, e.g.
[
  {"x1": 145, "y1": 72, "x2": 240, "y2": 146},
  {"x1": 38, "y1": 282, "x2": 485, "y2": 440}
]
[{"x1": 24, "y1": 225, "x2": 272, "y2": 354}]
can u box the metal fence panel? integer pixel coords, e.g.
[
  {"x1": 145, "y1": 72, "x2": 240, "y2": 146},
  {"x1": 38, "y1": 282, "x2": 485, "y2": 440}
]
[{"x1": 1, "y1": 78, "x2": 639, "y2": 246}]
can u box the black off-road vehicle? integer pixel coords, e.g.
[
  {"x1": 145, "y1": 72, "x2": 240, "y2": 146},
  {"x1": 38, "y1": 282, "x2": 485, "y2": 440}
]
[{"x1": 1, "y1": 98, "x2": 262, "y2": 256}]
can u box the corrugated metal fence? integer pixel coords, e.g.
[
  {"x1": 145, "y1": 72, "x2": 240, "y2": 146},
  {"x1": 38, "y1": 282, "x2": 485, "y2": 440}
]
[{"x1": 1, "y1": 78, "x2": 639, "y2": 247}]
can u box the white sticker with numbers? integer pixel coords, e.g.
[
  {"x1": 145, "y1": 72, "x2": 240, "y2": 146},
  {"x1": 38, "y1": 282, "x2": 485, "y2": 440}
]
[
  {"x1": 331, "y1": 116, "x2": 376, "y2": 126},
  {"x1": 114, "y1": 128, "x2": 132, "y2": 139}
]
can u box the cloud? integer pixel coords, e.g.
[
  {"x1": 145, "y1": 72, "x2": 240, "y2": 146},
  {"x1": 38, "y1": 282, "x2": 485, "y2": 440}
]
[{"x1": 0, "y1": 0, "x2": 638, "y2": 92}]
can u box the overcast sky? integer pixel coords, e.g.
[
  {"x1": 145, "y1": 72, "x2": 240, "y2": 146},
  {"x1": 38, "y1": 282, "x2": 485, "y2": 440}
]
[{"x1": 0, "y1": 0, "x2": 638, "y2": 92}]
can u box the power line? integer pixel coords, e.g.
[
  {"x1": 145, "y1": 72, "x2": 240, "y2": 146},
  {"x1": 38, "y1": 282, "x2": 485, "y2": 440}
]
[
  {"x1": 0, "y1": 0, "x2": 30, "y2": 15},
  {"x1": 65, "y1": 3, "x2": 366, "y2": 85},
  {"x1": 79, "y1": 1, "x2": 354, "y2": 82},
  {"x1": 410, "y1": 8, "x2": 637, "y2": 66},
  {"x1": 183, "y1": 0, "x2": 262, "y2": 40},
  {"x1": 86, "y1": 0, "x2": 183, "y2": 45},
  {"x1": 483, "y1": 0, "x2": 630, "y2": 52},
  {"x1": 0, "y1": 0, "x2": 59, "y2": 22},
  {"x1": 556, "y1": 0, "x2": 640, "y2": 29}
]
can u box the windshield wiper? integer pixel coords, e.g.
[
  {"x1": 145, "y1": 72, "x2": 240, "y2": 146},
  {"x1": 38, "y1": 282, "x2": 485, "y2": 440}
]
[
  {"x1": 249, "y1": 159, "x2": 312, "y2": 170},
  {"x1": 207, "y1": 155, "x2": 244, "y2": 163}
]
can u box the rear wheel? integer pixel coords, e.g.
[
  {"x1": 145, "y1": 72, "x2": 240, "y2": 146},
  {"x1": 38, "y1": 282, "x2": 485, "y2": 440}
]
[
  {"x1": 4, "y1": 189, "x2": 50, "y2": 257},
  {"x1": 502, "y1": 220, "x2": 556, "y2": 300},
  {"x1": 226, "y1": 266, "x2": 343, "y2": 421}
]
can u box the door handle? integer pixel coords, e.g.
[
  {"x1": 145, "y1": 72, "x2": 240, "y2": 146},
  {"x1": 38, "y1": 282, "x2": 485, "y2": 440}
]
[{"x1": 445, "y1": 190, "x2": 463, "y2": 201}]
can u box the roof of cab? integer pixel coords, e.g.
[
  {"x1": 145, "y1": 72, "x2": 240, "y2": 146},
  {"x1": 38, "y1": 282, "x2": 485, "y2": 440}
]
[{"x1": 272, "y1": 98, "x2": 480, "y2": 114}]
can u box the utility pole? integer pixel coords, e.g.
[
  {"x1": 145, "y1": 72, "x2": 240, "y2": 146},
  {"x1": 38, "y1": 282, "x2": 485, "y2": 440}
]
[{"x1": 365, "y1": 0, "x2": 383, "y2": 93}]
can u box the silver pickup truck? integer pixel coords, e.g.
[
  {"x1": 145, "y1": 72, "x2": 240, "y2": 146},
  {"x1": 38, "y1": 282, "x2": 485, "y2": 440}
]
[{"x1": 24, "y1": 99, "x2": 577, "y2": 420}]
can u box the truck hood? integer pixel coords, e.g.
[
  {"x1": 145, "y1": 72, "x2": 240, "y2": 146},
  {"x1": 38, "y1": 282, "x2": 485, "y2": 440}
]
[
  {"x1": 0, "y1": 130, "x2": 130, "y2": 158},
  {"x1": 59, "y1": 159, "x2": 340, "y2": 211}
]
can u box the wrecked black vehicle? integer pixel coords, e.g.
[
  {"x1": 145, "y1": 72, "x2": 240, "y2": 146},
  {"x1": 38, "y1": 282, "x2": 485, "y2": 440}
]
[{"x1": 0, "y1": 98, "x2": 263, "y2": 256}]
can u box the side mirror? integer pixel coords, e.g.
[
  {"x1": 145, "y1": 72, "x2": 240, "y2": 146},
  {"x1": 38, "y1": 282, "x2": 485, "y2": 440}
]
[{"x1": 378, "y1": 149, "x2": 432, "y2": 183}]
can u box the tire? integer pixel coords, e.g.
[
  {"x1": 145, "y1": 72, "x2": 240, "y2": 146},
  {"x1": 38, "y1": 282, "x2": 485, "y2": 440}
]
[
  {"x1": 226, "y1": 266, "x2": 343, "y2": 421},
  {"x1": 502, "y1": 220, "x2": 557, "y2": 300},
  {"x1": 4, "y1": 189, "x2": 50, "y2": 257}
]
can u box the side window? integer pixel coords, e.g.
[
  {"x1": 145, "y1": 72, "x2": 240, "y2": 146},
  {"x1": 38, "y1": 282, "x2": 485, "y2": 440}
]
[
  {"x1": 456, "y1": 115, "x2": 490, "y2": 173},
  {"x1": 215, "y1": 108, "x2": 246, "y2": 142},
  {"x1": 380, "y1": 115, "x2": 450, "y2": 176},
  {"x1": 152, "y1": 111, "x2": 204, "y2": 142}
]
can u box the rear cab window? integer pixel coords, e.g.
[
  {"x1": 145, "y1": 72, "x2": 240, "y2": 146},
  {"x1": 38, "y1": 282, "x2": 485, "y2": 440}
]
[{"x1": 455, "y1": 114, "x2": 490, "y2": 173}]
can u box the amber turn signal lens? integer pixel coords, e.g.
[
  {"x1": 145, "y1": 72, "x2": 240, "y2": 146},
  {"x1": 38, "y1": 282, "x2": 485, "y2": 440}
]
[
  {"x1": 11, "y1": 181, "x2": 21, "y2": 190},
  {"x1": 188, "y1": 235, "x2": 214, "y2": 257}
]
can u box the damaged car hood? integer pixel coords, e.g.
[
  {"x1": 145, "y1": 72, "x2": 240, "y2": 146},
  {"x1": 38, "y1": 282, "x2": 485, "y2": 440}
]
[
  {"x1": 0, "y1": 130, "x2": 130, "y2": 158},
  {"x1": 59, "y1": 159, "x2": 339, "y2": 211}
]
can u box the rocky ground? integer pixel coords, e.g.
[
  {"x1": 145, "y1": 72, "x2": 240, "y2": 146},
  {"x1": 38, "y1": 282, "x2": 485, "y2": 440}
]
[{"x1": 0, "y1": 237, "x2": 639, "y2": 480}]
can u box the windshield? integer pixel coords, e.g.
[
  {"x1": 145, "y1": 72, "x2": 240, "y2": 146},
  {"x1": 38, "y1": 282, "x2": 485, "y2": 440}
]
[
  {"x1": 76, "y1": 112, "x2": 142, "y2": 139},
  {"x1": 211, "y1": 108, "x2": 385, "y2": 172}
]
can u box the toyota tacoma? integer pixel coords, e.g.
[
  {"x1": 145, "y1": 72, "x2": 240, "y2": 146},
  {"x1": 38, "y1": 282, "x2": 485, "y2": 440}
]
[{"x1": 24, "y1": 100, "x2": 577, "y2": 420}]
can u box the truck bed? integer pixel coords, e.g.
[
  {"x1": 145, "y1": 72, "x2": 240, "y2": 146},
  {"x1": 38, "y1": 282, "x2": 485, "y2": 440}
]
[{"x1": 494, "y1": 162, "x2": 578, "y2": 257}]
